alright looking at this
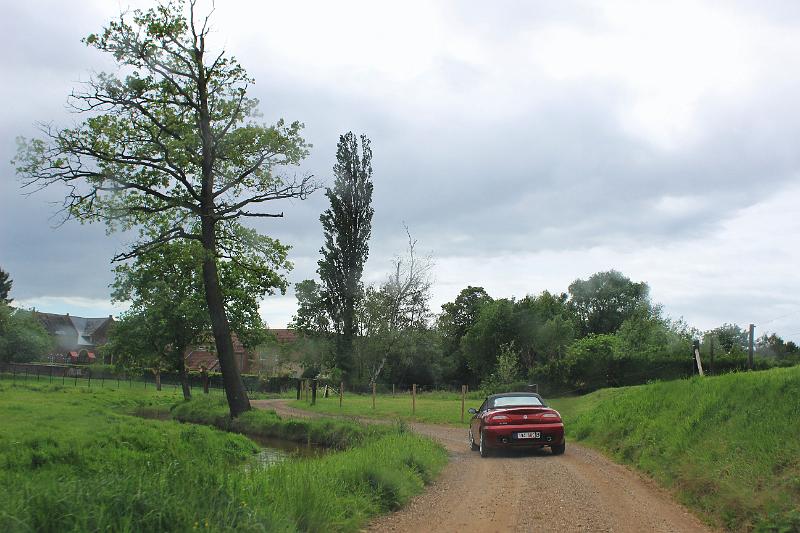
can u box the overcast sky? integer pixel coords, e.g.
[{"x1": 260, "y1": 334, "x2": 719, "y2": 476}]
[{"x1": 2, "y1": 0, "x2": 800, "y2": 341}]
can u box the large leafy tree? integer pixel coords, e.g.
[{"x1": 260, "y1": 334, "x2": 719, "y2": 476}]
[
  {"x1": 438, "y1": 286, "x2": 493, "y2": 383},
  {"x1": 567, "y1": 270, "x2": 650, "y2": 336},
  {"x1": 710, "y1": 323, "x2": 749, "y2": 356},
  {"x1": 460, "y1": 298, "x2": 517, "y2": 384},
  {"x1": 0, "y1": 304, "x2": 54, "y2": 363},
  {"x1": 290, "y1": 279, "x2": 331, "y2": 335},
  {"x1": 109, "y1": 233, "x2": 283, "y2": 398},
  {"x1": 318, "y1": 132, "x2": 374, "y2": 380},
  {"x1": 14, "y1": 1, "x2": 314, "y2": 416}
]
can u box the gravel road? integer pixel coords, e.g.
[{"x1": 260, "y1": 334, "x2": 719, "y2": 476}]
[{"x1": 252, "y1": 400, "x2": 713, "y2": 533}]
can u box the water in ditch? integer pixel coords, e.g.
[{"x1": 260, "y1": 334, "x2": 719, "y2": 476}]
[{"x1": 248, "y1": 434, "x2": 328, "y2": 467}]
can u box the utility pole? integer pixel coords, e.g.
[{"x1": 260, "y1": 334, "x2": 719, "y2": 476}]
[{"x1": 748, "y1": 324, "x2": 755, "y2": 370}]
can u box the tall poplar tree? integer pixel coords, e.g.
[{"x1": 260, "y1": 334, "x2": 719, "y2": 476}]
[
  {"x1": 0, "y1": 268, "x2": 12, "y2": 304},
  {"x1": 14, "y1": 1, "x2": 315, "y2": 416},
  {"x1": 318, "y1": 133, "x2": 374, "y2": 379}
]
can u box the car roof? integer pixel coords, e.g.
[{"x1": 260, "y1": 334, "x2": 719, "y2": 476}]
[{"x1": 486, "y1": 392, "x2": 545, "y2": 401}]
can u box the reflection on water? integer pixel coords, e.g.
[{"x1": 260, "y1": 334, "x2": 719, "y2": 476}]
[{"x1": 248, "y1": 435, "x2": 328, "y2": 468}]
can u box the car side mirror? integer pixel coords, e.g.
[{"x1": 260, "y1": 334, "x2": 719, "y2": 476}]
[{"x1": 467, "y1": 408, "x2": 477, "y2": 415}]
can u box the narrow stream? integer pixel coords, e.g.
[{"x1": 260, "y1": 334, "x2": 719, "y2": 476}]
[
  {"x1": 248, "y1": 434, "x2": 328, "y2": 467},
  {"x1": 131, "y1": 411, "x2": 330, "y2": 467}
]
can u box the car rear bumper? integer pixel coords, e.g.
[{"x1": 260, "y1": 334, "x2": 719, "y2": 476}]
[{"x1": 483, "y1": 423, "x2": 565, "y2": 448}]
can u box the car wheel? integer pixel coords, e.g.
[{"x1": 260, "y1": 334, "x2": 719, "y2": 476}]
[
  {"x1": 469, "y1": 429, "x2": 478, "y2": 451},
  {"x1": 551, "y1": 441, "x2": 566, "y2": 455},
  {"x1": 479, "y1": 430, "x2": 490, "y2": 458}
]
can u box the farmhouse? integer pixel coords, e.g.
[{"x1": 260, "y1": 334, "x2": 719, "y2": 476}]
[
  {"x1": 34, "y1": 312, "x2": 114, "y2": 363},
  {"x1": 184, "y1": 334, "x2": 253, "y2": 373},
  {"x1": 184, "y1": 329, "x2": 301, "y2": 376}
]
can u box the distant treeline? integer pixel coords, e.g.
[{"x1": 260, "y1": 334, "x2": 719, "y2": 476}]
[{"x1": 288, "y1": 270, "x2": 800, "y2": 395}]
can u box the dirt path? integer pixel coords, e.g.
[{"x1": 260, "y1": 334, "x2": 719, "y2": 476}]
[{"x1": 252, "y1": 400, "x2": 713, "y2": 533}]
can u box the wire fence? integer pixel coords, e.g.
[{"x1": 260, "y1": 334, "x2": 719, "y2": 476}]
[{"x1": 0, "y1": 362, "x2": 230, "y2": 395}]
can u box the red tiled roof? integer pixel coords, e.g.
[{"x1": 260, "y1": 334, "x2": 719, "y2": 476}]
[{"x1": 271, "y1": 329, "x2": 297, "y2": 343}]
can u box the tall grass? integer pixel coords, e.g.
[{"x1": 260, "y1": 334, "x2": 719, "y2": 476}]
[
  {"x1": 560, "y1": 367, "x2": 800, "y2": 531},
  {"x1": 0, "y1": 382, "x2": 447, "y2": 532}
]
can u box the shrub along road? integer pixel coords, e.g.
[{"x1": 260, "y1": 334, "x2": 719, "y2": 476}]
[{"x1": 253, "y1": 400, "x2": 712, "y2": 533}]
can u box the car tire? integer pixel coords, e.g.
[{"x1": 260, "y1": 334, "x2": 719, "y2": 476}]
[
  {"x1": 551, "y1": 441, "x2": 566, "y2": 455},
  {"x1": 479, "y1": 430, "x2": 490, "y2": 458},
  {"x1": 469, "y1": 429, "x2": 478, "y2": 451}
]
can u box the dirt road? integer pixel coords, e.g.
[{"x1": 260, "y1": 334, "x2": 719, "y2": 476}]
[{"x1": 252, "y1": 400, "x2": 712, "y2": 533}]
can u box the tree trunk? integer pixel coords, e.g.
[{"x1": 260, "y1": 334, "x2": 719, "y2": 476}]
[
  {"x1": 197, "y1": 60, "x2": 251, "y2": 417},
  {"x1": 155, "y1": 370, "x2": 162, "y2": 391},
  {"x1": 201, "y1": 245, "x2": 249, "y2": 414},
  {"x1": 178, "y1": 350, "x2": 191, "y2": 400}
]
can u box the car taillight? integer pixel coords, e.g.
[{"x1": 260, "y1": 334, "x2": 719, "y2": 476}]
[
  {"x1": 488, "y1": 414, "x2": 509, "y2": 424},
  {"x1": 541, "y1": 413, "x2": 560, "y2": 420}
]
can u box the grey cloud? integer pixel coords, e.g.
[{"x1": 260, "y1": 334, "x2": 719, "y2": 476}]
[{"x1": 3, "y1": 1, "x2": 800, "y2": 337}]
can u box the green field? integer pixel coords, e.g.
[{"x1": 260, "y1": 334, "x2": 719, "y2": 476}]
[
  {"x1": 288, "y1": 389, "x2": 583, "y2": 426},
  {"x1": 0, "y1": 383, "x2": 446, "y2": 532},
  {"x1": 289, "y1": 390, "x2": 478, "y2": 425}
]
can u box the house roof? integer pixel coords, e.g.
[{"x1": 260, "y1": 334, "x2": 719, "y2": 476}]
[
  {"x1": 271, "y1": 329, "x2": 297, "y2": 343},
  {"x1": 36, "y1": 312, "x2": 114, "y2": 347},
  {"x1": 36, "y1": 312, "x2": 77, "y2": 337}
]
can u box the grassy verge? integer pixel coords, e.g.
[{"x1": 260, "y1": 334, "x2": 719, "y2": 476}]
[
  {"x1": 171, "y1": 395, "x2": 388, "y2": 449},
  {"x1": 557, "y1": 367, "x2": 800, "y2": 532},
  {"x1": 0, "y1": 382, "x2": 447, "y2": 532}
]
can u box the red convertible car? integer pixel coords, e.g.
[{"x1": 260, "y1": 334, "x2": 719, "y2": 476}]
[{"x1": 468, "y1": 392, "x2": 565, "y2": 457}]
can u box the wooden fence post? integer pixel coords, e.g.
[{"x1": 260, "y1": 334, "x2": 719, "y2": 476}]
[
  {"x1": 412, "y1": 384, "x2": 416, "y2": 416},
  {"x1": 311, "y1": 380, "x2": 317, "y2": 406},
  {"x1": 461, "y1": 385, "x2": 466, "y2": 423},
  {"x1": 692, "y1": 340, "x2": 704, "y2": 376},
  {"x1": 339, "y1": 382, "x2": 343, "y2": 408},
  {"x1": 392, "y1": 383, "x2": 395, "y2": 397},
  {"x1": 372, "y1": 382, "x2": 376, "y2": 409}
]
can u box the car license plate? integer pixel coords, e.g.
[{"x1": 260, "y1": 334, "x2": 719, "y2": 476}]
[{"x1": 516, "y1": 431, "x2": 541, "y2": 439}]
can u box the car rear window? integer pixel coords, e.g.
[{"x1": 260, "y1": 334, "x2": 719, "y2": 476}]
[{"x1": 492, "y1": 396, "x2": 543, "y2": 408}]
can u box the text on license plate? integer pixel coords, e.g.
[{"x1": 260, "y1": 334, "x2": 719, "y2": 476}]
[{"x1": 516, "y1": 431, "x2": 541, "y2": 439}]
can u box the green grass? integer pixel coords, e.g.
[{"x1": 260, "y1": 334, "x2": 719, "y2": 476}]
[
  {"x1": 288, "y1": 391, "x2": 485, "y2": 426},
  {"x1": 557, "y1": 367, "x2": 800, "y2": 532},
  {"x1": 0, "y1": 382, "x2": 447, "y2": 532}
]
